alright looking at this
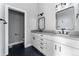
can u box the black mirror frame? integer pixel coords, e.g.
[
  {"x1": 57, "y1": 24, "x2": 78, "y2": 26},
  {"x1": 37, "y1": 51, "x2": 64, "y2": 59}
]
[{"x1": 38, "y1": 17, "x2": 45, "y2": 32}]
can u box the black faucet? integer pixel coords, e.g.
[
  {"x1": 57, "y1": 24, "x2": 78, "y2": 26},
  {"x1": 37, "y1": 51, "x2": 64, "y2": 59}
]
[{"x1": 61, "y1": 28, "x2": 65, "y2": 34}]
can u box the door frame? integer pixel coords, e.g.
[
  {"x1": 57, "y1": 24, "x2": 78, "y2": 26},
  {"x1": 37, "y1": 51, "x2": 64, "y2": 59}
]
[{"x1": 5, "y1": 4, "x2": 27, "y2": 55}]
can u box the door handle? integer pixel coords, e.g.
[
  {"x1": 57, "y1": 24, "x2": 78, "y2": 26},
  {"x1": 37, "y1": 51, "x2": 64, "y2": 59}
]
[
  {"x1": 4, "y1": 21, "x2": 7, "y2": 24},
  {"x1": 0, "y1": 18, "x2": 7, "y2": 24}
]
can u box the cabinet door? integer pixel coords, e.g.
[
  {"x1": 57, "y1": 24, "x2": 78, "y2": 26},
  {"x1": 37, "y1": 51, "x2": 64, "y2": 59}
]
[
  {"x1": 61, "y1": 45, "x2": 72, "y2": 56},
  {"x1": 31, "y1": 33, "x2": 39, "y2": 49},
  {"x1": 54, "y1": 42, "x2": 61, "y2": 56},
  {"x1": 41, "y1": 39, "x2": 61, "y2": 56},
  {"x1": 49, "y1": 40, "x2": 55, "y2": 56},
  {"x1": 31, "y1": 34, "x2": 37, "y2": 47},
  {"x1": 50, "y1": 40, "x2": 56, "y2": 56},
  {"x1": 43, "y1": 40, "x2": 55, "y2": 56},
  {"x1": 61, "y1": 44, "x2": 79, "y2": 56}
]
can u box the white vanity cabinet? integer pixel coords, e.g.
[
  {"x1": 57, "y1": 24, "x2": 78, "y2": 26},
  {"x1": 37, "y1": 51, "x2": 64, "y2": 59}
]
[
  {"x1": 53, "y1": 42, "x2": 74, "y2": 56},
  {"x1": 52, "y1": 41, "x2": 79, "y2": 56},
  {"x1": 31, "y1": 32, "x2": 79, "y2": 56},
  {"x1": 31, "y1": 33, "x2": 55, "y2": 55}
]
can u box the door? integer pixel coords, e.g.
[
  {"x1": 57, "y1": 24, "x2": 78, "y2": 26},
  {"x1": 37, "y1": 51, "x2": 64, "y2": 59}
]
[
  {"x1": 5, "y1": 5, "x2": 27, "y2": 55},
  {"x1": 54, "y1": 42, "x2": 61, "y2": 56},
  {"x1": 9, "y1": 9, "x2": 24, "y2": 44},
  {"x1": 61, "y1": 44, "x2": 79, "y2": 56},
  {"x1": 31, "y1": 33, "x2": 40, "y2": 49},
  {"x1": 54, "y1": 42, "x2": 58, "y2": 56}
]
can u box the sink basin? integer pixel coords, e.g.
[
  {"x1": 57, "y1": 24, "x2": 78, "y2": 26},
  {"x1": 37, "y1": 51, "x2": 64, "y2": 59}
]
[
  {"x1": 69, "y1": 35, "x2": 79, "y2": 38},
  {"x1": 56, "y1": 31, "x2": 79, "y2": 38},
  {"x1": 55, "y1": 31, "x2": 69, "y2": 36},
  {"x1": 68, "y1": 31, "x2": 79, "y2": 38}
]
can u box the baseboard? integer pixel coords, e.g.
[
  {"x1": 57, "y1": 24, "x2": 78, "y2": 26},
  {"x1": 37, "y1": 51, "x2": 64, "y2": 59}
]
[
  {"x1": 25, "y1": 44, "x2": 32, "y2": 48},
  {"x1": 9, "y1": 41, "x2": 24, "y2": 47}
]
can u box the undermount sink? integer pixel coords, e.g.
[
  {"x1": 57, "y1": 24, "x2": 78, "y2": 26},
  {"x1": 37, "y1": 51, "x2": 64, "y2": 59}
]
[
  {"x1": 56, "y1": 33, "x2": 69, "y2": 37},
  {"x1": 69, "y1": 35, "x2": 79, "y2": 38},
  {"x1": 56, "y1": 31, "x2": 79, "y2": 38},
  {"x1": 69, "y1": 31, "x2": 79, "y2": 38},
  {"x1": 69, "y1": 34, "x2": 79, "y2": 38}
]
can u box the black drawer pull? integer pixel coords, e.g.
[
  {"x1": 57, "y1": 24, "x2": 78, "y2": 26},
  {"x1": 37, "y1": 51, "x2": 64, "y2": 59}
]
[
  {"x1": 40, "y1": 39, "x2": 43, "y2": 41},
  {"x1": 33, "y1": 37, "x2": 35, "y2": 40},
  {"x1": 40, "y1": 43, "x2": 43, "y2": 45},
  {"x1": 40, "y1": 35, "x2": 43, "y2": 36},
  {"x1": 40, "y1": 47, "x2": 43, "y2": 49}
]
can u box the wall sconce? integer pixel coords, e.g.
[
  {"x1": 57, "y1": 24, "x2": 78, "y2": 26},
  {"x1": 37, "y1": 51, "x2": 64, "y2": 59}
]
[
  {"x1": 38, "y1": 12, "x2": 44, "y2": 16},
  {"x1": 40, "y1": 12, "x2": 44, "y2": 16}
]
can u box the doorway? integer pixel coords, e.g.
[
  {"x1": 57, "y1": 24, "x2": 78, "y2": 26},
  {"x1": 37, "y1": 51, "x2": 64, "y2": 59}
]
[
  {"x1": 5, "y1": 5, "x2": 27, "y2": 55},
  {"x1": 8, "y1": 9, "x2": 24, "y2": 47}
]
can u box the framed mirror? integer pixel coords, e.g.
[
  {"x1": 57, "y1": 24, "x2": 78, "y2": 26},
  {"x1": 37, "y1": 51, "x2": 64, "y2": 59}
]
[
  {"x1": 56, "y1": 6, "x2": 75, "y2": 30},
  {"x1": 38, "y1": 17, "x2": 45, "y2": 32}
]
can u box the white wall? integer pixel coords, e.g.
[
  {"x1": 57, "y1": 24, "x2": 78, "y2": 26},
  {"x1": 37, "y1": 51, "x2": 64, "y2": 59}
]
[
  {"x1": 0, "y1": 3, "x2": 5, "y2": 19},
  {"x1": 0, "y1": 3, "x2": 5, "y2": 56},
  {"x1": 38, "y1": 3, "x2": 56, "y2": 31}
]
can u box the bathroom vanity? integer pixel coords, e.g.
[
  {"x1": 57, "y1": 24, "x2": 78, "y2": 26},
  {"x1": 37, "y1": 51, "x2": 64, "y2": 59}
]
[
  {"x1": 31, "y1": 31, "x2": 79, "y2": 56},
  {"x1": 31, "y1": 3, "x2": 79, "y2": 56}
]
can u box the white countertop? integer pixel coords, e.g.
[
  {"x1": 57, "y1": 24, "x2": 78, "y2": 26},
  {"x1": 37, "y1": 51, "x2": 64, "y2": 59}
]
[
  {"x1": 32, "y1": 31, "x2": 79, "y2": 41},
  {"x1": 31, "y1": 31, "x2": 79, "y2": 49}
]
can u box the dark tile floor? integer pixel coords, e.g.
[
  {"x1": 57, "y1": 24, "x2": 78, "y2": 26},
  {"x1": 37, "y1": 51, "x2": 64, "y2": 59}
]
[{"x1": 8, "y1": 43, "x2": 44, "y2": 56}]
